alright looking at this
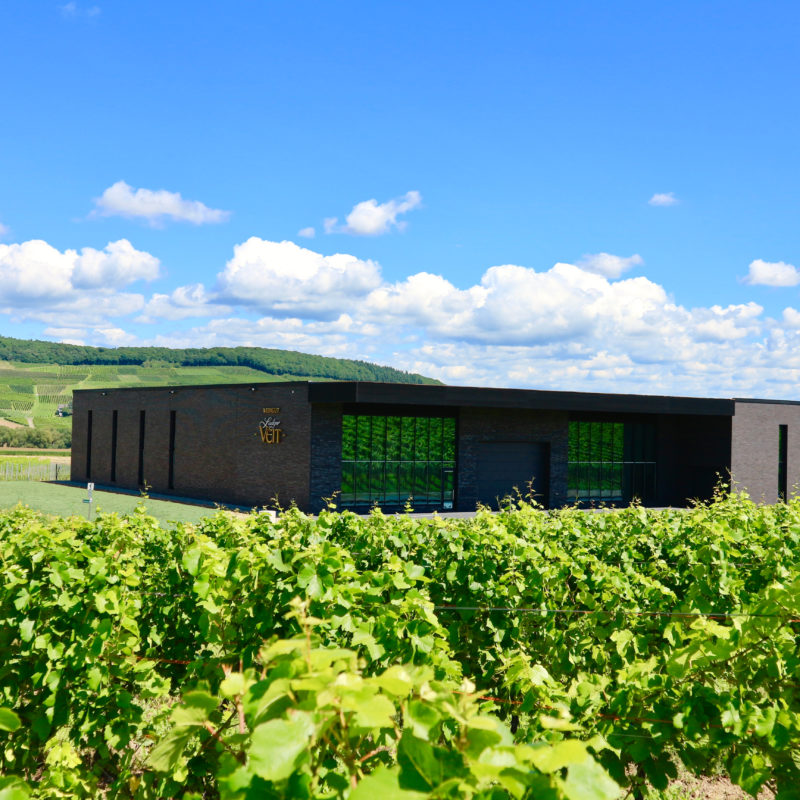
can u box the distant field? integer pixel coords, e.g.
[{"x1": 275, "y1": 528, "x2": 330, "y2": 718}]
[
  {"x1": 0, "y1": 361, "x2": 318, "y2": 437},
  {"x1": 0, "y1": 448, "x2": 70, "y2": 456},
  {"x1": 0, "y1": 481, "x2": 229, "y2": 525}
]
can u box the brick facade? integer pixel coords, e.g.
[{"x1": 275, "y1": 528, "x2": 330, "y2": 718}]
[
  {"x1": 72, "y1": 382, "x2": 311, "y2": 509},
  {"x1": 309, "y1": 403, "x2": 343, "y2": 513}
]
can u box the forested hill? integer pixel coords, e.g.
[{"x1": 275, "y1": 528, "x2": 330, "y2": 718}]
[{"x1": 0, "y1": 336, "x2": 440, "y2": 385}]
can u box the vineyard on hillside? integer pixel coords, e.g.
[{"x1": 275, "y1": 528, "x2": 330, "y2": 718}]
[
  {"x1": 0, "y1": 363, "x2": 317, "y2": 449},
  {"x1": 1, "y1": 493, "x2": 800, "y2": 798}
]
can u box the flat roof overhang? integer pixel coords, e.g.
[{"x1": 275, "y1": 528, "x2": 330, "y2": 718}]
[{"x1": 308, "y1": 382, "x2": 735, "y2": 416}]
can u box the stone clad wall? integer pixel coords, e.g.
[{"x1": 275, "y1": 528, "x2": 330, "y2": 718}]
[{"x1": 732, "y1": 401, "x2": 800, "y2": 503}]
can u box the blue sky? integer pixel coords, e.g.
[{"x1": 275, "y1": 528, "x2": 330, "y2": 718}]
[{"x1": 2, "y1": 1, "x2": 800, "y2": 396}]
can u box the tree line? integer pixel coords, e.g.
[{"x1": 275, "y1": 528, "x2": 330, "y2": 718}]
[
  {"x1": 0, "y1": 336, "x2": 440, "y2": 384},
  {"x1": 0, "y1": 426, "x2": 71, "y2": 449}
]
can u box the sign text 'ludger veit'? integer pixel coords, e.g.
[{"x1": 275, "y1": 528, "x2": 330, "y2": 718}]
[{"x1": 258, "y1": 408, "x2": 283, "y2": 444}]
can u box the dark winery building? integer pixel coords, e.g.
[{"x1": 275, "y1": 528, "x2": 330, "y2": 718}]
[{"x1": 71, "y1": 381, "x2": 800, "y2": 512}]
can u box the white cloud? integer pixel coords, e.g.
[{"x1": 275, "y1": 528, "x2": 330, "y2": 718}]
[
  {"x1": 60, "y1": 3, "x2": 100, "y2": 17},
  {"x1": 575, "y1": 252, "x2": 643, "y2": 278},
  {"x1": 43, "y1": 327, "x2": 86, "y2": 340},
  {"x1": 93, "y1": 180, "x2": 230, "y2": 226},
  {"x1": 325, "y1": 191, "x2": 422, "y2": 235},
  {"x1": 298, "y1": 227, "x2": 316, "y2": 238},
  {"x1": 648, "y1": 192, "x2": 679, "y2": 207},
  {"x1": 71, "y1": 238, "x2": 160, "y2": 288},
  {"x1": 0, "y1": 222, "x2": 9, "y2": 238},
  {"x1": 1, "y1": 293, "x2": 145, "y2": 327},
  {"x1": 214, "y1": 237, "x2": 382, "y2": 318},
  {"x1": 0, "y1": 238, "x2": 158, "y2": 304},
  {"x1": 138, "y1": 284, "x2": 230, "y2": 323},
  {"x1": 0, "y1": 238, "x2": 155, "y2": 326},
  {"x1": 93, "y1": 326, "x2": 137, "y2": 346},
  {"x1": 743, "y1": 259, "x2": 800, "y2": 287},
  {"x1": 43, "y1": 325, "x2": 131, "y2": 347}
]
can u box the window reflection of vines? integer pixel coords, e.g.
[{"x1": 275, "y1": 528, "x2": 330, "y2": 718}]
[
  {"x1": 567, "y1": 420, "x2": 656, "y2": 503},
  {"x1": 341, "y1": 414, "x2": 456, "y2": 508}
]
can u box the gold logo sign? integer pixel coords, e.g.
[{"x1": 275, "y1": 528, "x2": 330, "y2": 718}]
[{"x1": 258, "y1": 415, "x2": 284, "y2": 444}]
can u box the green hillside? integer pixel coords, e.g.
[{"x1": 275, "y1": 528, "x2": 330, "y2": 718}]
[
  {"x1": 0, "y1": 337, "x2": 441, "y2": 448},
  {"x1": 0, "y1": 336, "x2": 438, "y2": 384}
]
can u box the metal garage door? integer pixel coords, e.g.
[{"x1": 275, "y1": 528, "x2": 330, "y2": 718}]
[{"x1": 476, "y1": 442, "x2": 550, "y2": 508}]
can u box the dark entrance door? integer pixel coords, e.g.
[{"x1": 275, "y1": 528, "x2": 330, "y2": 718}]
[{"x1": 475, "y1": 442, "x2": 550, "y2": 508}]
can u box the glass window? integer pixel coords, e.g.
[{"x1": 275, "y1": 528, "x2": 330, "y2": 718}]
[
  {"x1": 443, "y1": 468, "x2": 455, "y2": 507},
  {"x1": 342, "y1": 415, "x2": 356, "y2": 461},
  {"x1": 399, "y1": 462, "x2": 414, "y2": 504},
  {"x1": 443, "y1": 418, "x2": 456, "y2": 460},
  {"x1": 568, "y1": 419, "x2": 654, "y2": 504},
  {"x1": 401, "y1": 418, "x2": 415, "y2": 461},
  {"x1": 341, "y1": 462, "x2": 355, "y2": 503},
  {"x1": 611, "y1": 423, "x2": 623, "y2": 462},
  {"x1": 385, "y1": 461, "x2": 400, "y2": 503},
  {"x1": 370, "y1": 462, "x2": 384, "y2": 502},
  {"x1": 779, "y1": 424, "x2": 788, "y2": 502},
  {"x1": 568, "y1": 421, "x2": 578, "y2": 462},
  {"x1": 429, "y1": 418, "x2": 443, "y2": 461},
  {"x1": 386, "y1": 417, "x2": 401, "y2": 461},
  {"x1": 429, "y1": 464, "x2": 442, "y2": 500},
  {"x1": 341, "y1": 413, "x2": 457, "y2": 510},
  {"x1": 355, "y1": 462, "x2": 370, "y2": 504},
  {"x1": 372, "y1": 416, "x2": 386, "y2": 461},
  {"x1": 357, "y1": 416, "x2": 371, "y2": 461},
  {"x1": 414, "y1": 462, "x2": 428, "y2": 503}
]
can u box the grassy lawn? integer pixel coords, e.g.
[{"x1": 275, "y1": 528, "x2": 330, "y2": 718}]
[{"x1": 0, "y1": 481, "x2": 227, "y2": 526}]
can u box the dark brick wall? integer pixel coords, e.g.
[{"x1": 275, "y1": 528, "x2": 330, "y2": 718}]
[
  {"x1": 309, "y1": 403, "x2": 343, "y2": 513},
  {"x1": 456, "y1": 408, "x2": 569, "y2": 510},
  {"x1": 71, "y1": 383, "x2": 312, "y2": 509},
  {"x1": 731, "y1": 401, "x2": 800, "y2": 503}
]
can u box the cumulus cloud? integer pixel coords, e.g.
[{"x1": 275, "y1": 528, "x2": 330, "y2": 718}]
[
  {"x1": 325, "y1": 191, "x2": 422, "y2": 235},
  {"x1": 0, "y1": 238, "x2": 156, "y2": 325},
  {"x1": 0, "y1": 238, "x2": 158, "y2": 303},
  {"x1": 92, "y1": 181, "x2": 231, "y2": 226},
  {"x1": 92, "y1": 326, "x2": 137, "y2": 346},
  {"x1": 743, "y1": 259, "x2": 800, "y2": 287},
  {"x1": 214, "y1": 237, "x2": 382, "y2": 318},
  {"x1": 575, "y1": 252, "x2": 643, "y2": 278},
  {"x1": 138, "y1": 284, "x2": 230, "y2": 323},
  {"x1": 648, "y1": 192, "x2": 678, "y2": 207}
]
